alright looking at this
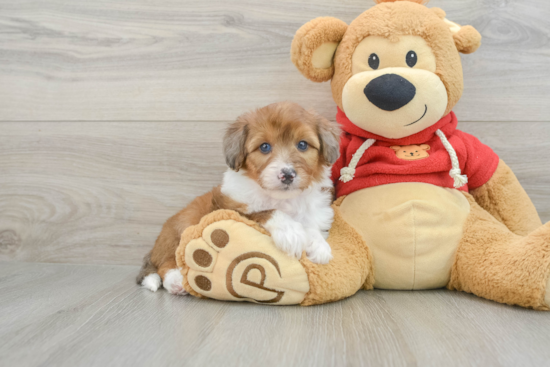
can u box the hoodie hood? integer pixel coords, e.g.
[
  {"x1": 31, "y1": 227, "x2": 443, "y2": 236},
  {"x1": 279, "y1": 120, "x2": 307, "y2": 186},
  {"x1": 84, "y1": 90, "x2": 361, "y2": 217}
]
[{"x1": 336, "y1": 107, "x2": 458, "y2": 146}]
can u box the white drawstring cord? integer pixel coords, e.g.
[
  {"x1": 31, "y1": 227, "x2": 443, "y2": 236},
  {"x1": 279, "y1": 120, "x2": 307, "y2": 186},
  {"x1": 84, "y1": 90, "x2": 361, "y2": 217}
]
[
  {"x1": 339, "y1": 139, "x2": 376, "y2": 183},
  {"x1": 435, "y1": 129, "x2": 468, "y2": 188}
]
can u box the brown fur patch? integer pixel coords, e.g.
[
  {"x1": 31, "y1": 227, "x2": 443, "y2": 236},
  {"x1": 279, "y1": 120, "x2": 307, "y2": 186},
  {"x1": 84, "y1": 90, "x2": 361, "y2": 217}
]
[
  {"x1": 142, "y1": 188, "x2": 242, "y2": 283},
  {"x1": 145, "y1": 191, "x2": 214, "y2": 281},
  {"x1": 243, "y1": 210, "x2": 276, "y2": 225},
  {"x1": 211, "y1": 186, "x2": 247, "y2": 213}
]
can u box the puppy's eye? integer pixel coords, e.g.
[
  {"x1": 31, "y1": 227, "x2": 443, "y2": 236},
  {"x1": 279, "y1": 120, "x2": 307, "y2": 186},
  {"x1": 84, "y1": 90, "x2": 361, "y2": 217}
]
[
  {"x1": 406, "y1": 51, "x2": 417, "y2": 67},
  {"x1": 297, "y1": 141, "x2": 308, "y2": 151},
  {"x1": 368, "y1": 53, "x2": 379, "y2": 70},
  {"x1": 259, "y1": 143, "x2": 271, "y2": 154}
]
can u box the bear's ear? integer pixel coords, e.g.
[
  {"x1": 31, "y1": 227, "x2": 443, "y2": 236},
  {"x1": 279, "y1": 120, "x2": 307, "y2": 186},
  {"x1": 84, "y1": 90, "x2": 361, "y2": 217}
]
[
  {"x1": 444, "y1": 18, "x2": 482, "y2": 54},
  {"x1": 291, "y1": 17, "x2": 348, "y2": 82},
  {"x1": 431, "y1": 7, "x2": 447, "y2": 20},
  {"x1": 420, "y1": 144, "x2": 430, "y2": 151},
  {"x1": 390, "y1": 146, "x2": 401, "y2": 152}
]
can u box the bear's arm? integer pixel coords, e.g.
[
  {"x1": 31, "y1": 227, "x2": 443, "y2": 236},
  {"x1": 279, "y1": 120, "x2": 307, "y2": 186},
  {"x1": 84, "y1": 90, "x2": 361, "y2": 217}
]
[{"x1": 470, "y1": 159, "x2": 542, "y2": 236}]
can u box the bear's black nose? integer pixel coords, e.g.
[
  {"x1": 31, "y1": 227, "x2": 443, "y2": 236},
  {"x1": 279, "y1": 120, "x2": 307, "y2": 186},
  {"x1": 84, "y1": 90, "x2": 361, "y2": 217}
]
[{"x1": 364, "y1": 74, "x2": 416, "y2": 111}]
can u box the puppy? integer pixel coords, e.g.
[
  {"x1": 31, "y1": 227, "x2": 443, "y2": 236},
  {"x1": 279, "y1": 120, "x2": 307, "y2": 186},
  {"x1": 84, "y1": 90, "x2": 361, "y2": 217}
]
[{"x1": 136, "y1": 101, "x2": 341, "y2": 295}]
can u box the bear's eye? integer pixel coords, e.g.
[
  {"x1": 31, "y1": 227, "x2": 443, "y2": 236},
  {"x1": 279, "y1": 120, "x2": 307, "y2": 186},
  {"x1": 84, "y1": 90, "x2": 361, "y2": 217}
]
[
  {"x1": 368, "y1": 53, "x2": 379, "y2": 70},
  {"x1": 406, "y1": 51, "x2": 417, "y2": 67}
]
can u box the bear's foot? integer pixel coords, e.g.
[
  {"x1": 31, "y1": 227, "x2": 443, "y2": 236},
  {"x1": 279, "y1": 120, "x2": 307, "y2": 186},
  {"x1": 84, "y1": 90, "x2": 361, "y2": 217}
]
[
  {"x1": 450, "y1": 194, "x2": 550, "y2": 310},
  {"x1": 175, "y1": 210, "x2": 310, "y2": 305}
]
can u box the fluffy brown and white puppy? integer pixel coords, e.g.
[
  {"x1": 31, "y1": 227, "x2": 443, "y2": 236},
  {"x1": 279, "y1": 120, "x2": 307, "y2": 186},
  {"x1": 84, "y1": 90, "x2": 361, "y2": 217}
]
[{"x1": 137, "y1": 101, "x2": 341, "y2": 295}]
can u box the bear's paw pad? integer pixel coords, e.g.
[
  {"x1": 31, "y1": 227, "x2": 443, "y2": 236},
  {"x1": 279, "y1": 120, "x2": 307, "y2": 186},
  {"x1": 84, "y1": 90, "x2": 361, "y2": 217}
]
[{"x1": 183, "y1": 220, "x2": 310, "y2": 305}]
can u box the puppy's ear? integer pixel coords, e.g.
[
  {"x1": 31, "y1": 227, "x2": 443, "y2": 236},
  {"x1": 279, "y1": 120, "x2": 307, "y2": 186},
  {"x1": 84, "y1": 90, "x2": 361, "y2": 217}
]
[
  {"x1": 390, "y1": 146, "x2": 401, "y2": 152},
  {"x1": 223, "y1": 116, "x2": 249, "y2": 171},
  {"x1": 315, "y1": 113, "x2": 341, "y2": 165},
  {"x1": 420, "y1": 144, "x2": 430, "y2": 151},
  {"x1": 291, "y1": 17, "x2": 348, "y2": 83},
  {"x1": 444, "y1": 19, "x2": 482, "y2": 54}
]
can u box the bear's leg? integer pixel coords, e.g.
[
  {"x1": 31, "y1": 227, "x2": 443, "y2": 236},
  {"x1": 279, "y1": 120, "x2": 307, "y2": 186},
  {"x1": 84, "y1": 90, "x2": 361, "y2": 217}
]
[
  {"x1": 448, "y1": 193, "x2": 550, "y2": 310},
  {"x1": 300, "y1": 200, "x2": 374, "y2": 305},
  {"x1": 175, "y1": 200, "x2": 373, "y2": 306}
]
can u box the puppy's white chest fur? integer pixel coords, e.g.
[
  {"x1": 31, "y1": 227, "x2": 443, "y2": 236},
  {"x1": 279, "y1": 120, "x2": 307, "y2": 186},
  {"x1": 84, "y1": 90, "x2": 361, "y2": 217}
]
[
  {"x1": 221, "y1": 168, "x2": 334, "y2": 230},
  {"x1": 221, "y1": 168, "x2": 335, "y2": 263}
]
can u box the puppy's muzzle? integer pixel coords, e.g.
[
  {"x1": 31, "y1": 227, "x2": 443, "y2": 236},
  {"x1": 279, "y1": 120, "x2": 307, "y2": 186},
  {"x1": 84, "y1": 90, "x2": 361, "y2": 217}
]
[
  {"x1": 364, "y1": 74, "x2": 416, "y2": 111},
  {"x1": 278, "y1": 168, "x2": 296, "y2": 185}
]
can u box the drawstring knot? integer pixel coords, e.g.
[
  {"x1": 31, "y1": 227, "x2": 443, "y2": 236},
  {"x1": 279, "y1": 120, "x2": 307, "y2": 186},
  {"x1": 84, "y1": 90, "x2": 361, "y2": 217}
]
[
  {"x1": 339, "y1": 167, "x2": 356, "y2": 183},
  {"x1": 339, "y1": 138, "x2": 376, "y2": 183},
  {"x1": 435, "y1": 129, "x2": 468, "y2": 188}
]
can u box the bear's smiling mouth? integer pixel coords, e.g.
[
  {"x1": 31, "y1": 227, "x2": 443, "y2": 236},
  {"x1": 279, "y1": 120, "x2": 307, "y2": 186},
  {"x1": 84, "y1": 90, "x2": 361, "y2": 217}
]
[{"x1": 405, "y1": 105, "x2": 428, "y2": 126}]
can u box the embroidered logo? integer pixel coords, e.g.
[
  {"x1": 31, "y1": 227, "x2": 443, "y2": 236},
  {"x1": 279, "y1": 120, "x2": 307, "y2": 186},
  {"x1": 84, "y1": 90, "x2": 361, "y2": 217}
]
[{"x1": 390, "y1": 144, "x2": 430, "y2": 161}]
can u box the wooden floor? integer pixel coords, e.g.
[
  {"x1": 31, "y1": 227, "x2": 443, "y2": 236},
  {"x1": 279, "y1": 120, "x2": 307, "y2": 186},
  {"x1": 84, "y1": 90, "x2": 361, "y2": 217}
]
[
  {"x1": 1, "y1": 0, "x2": 550, "y2": 365},
  {"x1": 2, "y1": 262, "x2": 550, "y2": 367}
]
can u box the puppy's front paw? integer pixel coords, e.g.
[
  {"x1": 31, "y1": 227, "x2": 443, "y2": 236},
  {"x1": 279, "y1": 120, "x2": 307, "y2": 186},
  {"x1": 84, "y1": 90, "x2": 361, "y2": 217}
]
[
  {"x1": 163, "y1": 269, "x2": 189, "y2": 296},
  {"x1": 265, "y1": 212, "x2": 308, "y2": 259},
  {"x1": 305, "y1": 230, "x2": 333, "y2": 264}
]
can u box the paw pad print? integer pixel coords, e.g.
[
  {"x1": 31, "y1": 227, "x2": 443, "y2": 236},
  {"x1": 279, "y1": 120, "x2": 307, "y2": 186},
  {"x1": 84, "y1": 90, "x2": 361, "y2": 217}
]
[{"x1": 180, "y1": 219, "x2": 310, "y2": 305}]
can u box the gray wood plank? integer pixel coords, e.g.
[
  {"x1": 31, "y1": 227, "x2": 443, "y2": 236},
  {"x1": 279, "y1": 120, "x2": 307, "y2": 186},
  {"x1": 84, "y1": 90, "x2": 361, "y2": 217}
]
[
  {"x1": 0, "y1": 121, "x2": 227, "y2": 265},
  {"x1": 1, "y1": 120, "x2": 549, "y2": 266},
  {"x1": 1, "y1": 262, "x2": 550, "y2": 367},
  {"x1": 0, "y1": 0, "x2": 549, "y2": 122}
]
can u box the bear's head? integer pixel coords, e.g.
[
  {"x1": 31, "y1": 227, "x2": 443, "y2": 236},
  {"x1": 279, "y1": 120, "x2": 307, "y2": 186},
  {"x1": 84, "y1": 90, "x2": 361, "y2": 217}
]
[{"x1": 291, "y1": 0, "x2": 481, "y2": 139}]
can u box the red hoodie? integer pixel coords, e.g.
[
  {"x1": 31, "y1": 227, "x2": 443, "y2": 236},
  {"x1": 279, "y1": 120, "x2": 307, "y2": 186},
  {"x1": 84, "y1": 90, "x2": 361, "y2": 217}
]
[{"x1": 331, "y1": 108, "x2": 499, "y2": 198}]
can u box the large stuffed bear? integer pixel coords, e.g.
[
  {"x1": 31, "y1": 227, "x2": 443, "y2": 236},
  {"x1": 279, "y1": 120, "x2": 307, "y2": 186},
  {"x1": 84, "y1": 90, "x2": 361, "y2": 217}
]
[{"x1": 176, "y1": 0, "x2": 550, "y2": 309}]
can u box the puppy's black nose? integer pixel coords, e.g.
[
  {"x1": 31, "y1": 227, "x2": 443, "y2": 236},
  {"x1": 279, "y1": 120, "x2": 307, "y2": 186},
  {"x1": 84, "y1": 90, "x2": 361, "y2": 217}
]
[
  {"x1": 279, "y1": 168, "x2": 296, "y2": 185},
  {"x1": 364, "y1": 74, "x2": 416, "y2": 111}
]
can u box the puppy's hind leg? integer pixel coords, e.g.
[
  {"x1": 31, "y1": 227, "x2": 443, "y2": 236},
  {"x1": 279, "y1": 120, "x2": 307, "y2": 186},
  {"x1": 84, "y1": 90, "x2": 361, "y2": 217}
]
[
  {"x1": 137, "y1": 252, "x2": 162, "y2": 292},
  {"x1": 158, "y1": 259, "x2": 188, "y2": 296},
  {"x1": 139, "y1": 190, "x2": 214, "y2": 295}
]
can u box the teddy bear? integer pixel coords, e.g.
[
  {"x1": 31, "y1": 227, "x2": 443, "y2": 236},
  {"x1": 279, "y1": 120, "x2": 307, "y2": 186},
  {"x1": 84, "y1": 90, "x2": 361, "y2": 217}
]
[{"x1": 175, "y1": 0, "x2": 550, "y2": 309}]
